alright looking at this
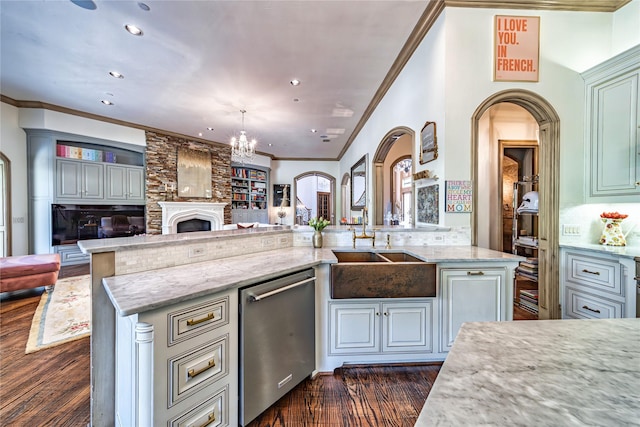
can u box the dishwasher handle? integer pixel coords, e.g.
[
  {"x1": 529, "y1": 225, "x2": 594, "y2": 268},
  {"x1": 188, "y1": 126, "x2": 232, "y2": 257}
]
[{"x1": 249, "y1": 277, "x2": 315, "y2": 302}]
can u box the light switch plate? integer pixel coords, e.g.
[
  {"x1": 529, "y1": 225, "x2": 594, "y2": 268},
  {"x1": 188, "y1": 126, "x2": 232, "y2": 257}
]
[{"x1": 562, "y1": 224, "x2": 581, "y2": 236}]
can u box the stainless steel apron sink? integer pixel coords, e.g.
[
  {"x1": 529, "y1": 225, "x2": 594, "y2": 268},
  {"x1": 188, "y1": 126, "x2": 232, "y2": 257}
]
[{"x1": 330, "y1": 250, "x2": 436, "y2": 299}]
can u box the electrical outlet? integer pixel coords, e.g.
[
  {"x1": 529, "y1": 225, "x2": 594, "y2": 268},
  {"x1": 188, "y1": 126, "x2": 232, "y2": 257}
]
[
  {"x1": 188, "y1": 247, "x2": 205, "y2": 258},
  {"x1": 562, "y1": 224, "x2": 581, "y2": 236}
]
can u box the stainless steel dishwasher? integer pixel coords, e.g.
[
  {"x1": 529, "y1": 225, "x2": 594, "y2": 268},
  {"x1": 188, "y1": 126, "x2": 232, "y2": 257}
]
[{"x1": 239, "y1": 268, "x2": 316, "y2": 426}]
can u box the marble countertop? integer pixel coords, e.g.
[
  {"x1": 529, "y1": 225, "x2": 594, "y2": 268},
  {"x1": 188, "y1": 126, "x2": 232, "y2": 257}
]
[
  {"x1": 559, "y1": 242, "x2": 640, "y2": 259},
  {"x1": 102, "y1": 245, "x2": 522, "y2": 316},
  {"x1": 415, "y1": 318, "x2": 640, "y2": 426}
]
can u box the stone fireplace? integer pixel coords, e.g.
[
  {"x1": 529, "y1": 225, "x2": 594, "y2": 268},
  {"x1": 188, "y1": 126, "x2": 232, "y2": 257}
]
[{"x1": 158, "y1": 201, "x2": 226, "y2": 234}]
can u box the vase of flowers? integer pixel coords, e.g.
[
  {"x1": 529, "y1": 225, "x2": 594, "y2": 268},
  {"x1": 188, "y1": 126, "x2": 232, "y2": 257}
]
[{"x1": 309, "y1": 217, "x2": 330, "y2": 248}]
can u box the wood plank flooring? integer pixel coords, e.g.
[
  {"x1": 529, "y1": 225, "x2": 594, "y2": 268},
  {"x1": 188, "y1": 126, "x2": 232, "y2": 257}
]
[{"x1": 0, "y1": 263, "x2": 534, "y2": 426}]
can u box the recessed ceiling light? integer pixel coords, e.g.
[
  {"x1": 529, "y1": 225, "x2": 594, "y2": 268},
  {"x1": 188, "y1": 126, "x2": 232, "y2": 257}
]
[
  {"x1": 198, "y1": 132, "x2": 203, "y2": 137},
  {"x1": 109, "y1": 71, "x2": 124, "y2": 79},
  {"x1": 124, "y1": 24, "x2": 143, "y2": 36},
  {"x1": 268, "y1": 143, "x2": 273, "y2": 147},
  {"x1": 310, "y1": 129, "x2": 317, "y2": 133},
  {"x1": 293, "y1": 98, "x2": 299, "y2": 102},
  {"x1": 137, "y1": 2, "x2": 150, "y2": 11},
  {"x1": 290, "y1": 79, "x2": 301, "y2": 86},
  {"x1": 101, "y1": 100, "x2": 114, "y2": 105},
  {"x1": 207, "y1": 127, "x2": 214, "y2": 131}
]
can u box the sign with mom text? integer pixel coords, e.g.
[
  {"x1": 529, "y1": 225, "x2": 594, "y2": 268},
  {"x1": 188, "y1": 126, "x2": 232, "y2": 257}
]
[
  {"x1": 445, "y1": 181, "x2": 473, "y2": 213},
  {"x1": 494, "y1": 15, "x2": 540, "y2": 82}
]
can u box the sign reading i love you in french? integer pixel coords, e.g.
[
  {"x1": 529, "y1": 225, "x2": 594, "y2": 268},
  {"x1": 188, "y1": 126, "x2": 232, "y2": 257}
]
[{"x1": 494, "y1": 15, "x2": 540, "y2": 82}]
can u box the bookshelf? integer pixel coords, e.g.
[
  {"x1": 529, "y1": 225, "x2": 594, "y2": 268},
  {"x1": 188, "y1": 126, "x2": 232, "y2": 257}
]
[
  {"x1": 231, "y1": 164, "x2": 269, "y2": 223},
  {"x1": 512, "y1": 178, "x2": 539, "y2": 314}
]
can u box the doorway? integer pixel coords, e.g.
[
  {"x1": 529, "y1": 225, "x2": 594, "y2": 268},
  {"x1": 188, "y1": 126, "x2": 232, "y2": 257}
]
[
  {"x1": 293, "y1": 172, "x2": 336, "y2": 225},
  {"x1": 471, "y1": 90, "x2": 561, "y2": 320},
  {"x1": 373, "y1": 127, "x2": 414, "y2": 226},
  {"x1": 0, "y1": 153, "x2": 10, "y2": 257}
]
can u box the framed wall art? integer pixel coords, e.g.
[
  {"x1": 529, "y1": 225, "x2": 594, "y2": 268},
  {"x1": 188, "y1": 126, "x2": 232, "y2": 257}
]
[
  {"x1": 177, "y1": 147, "x2": 212, "y2": 198},
  {"x1": 273, "y1": 184, "x2": 290, "y2": 207},
  {"x1": 420, "y1": 121, "x2": 438, "y2": 164},
  {"x1": 416, "y1": 182, "x2": 439, "y2": 225}
]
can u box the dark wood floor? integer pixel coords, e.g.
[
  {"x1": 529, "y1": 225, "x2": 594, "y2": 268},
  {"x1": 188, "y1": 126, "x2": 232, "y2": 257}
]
[{"x1": 0, "y1": 263, "x2": 534, "y2": 426}]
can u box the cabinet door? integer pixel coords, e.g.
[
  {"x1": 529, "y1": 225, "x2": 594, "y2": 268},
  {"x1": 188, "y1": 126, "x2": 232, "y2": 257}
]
[
  {"x1": 588, "y1": 69, "x2": 640, "y2": 198},
  {"x1": 382, "y1": 301, "x2": 432, "y2": 353},
  {"x1": 126, "y1": 167, "x2": 145, "y2": 202},
  {"x1": 106, "y1": 164, "x2": 128, "y2": 200},
  {"x1": 329, "y1": 302, "x2": 379, "y2": 354},
  {"x1": 440, "y1": 268, "x2": 506, "y2": 352},
  {"x1": 81, "y1": 162, "x2": 104, "y2": 199},
  {"x1": 56, "y1": 159, "x2": 82, "y2": 198}
]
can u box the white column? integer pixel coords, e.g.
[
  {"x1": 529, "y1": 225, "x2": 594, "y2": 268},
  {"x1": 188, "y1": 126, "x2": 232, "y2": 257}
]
[{"x1": 135, "y1": 322, "x2": 154, "y2": 427}]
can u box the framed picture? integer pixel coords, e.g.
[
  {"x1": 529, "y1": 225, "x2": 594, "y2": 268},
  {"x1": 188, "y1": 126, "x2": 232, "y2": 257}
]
[
  {"x1": 416, "y1": 182, "x2": 439, "y2": 225},
  {"x1": 273, "y1": 184, "x2": 290, "y2": 207},
  {"x1": 177, "y1": 147, "x2": 212, "y2": 198},
  {"x1": 420, "y1": 121, "x2": 438, "y2": 164}
]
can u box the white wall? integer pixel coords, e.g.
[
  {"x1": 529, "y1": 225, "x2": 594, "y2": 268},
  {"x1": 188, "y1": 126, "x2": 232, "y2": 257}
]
[{"x1": 0, "y1": 103, "x2": 28, "y2": 255}]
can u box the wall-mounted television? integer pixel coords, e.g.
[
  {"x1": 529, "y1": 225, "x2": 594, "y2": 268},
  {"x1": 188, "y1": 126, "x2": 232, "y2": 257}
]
[{"x1": 51, "y1": 204, "x2": 145, "y2": 246}]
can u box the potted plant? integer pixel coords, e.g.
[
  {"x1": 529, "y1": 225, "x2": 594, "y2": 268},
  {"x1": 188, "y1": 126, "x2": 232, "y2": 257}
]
[{"x1": 308, "y1": 217, "x2": 330, "y2": 248}]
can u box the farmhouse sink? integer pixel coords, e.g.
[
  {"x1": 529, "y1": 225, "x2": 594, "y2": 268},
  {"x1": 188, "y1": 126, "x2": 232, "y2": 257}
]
[{"x1": 331, "y1": 250, "x2": 436, "y2": 299}]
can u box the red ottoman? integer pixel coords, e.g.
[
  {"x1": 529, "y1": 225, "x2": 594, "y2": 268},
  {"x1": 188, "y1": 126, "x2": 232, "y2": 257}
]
[{"x1": 0, "y1": 254, "x2": 61, "y2": 293}]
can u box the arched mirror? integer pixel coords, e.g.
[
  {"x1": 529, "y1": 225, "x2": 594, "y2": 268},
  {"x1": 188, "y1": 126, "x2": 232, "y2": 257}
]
[{"x1": 350, "y1": 156, "x2": 366, "y2": 210}]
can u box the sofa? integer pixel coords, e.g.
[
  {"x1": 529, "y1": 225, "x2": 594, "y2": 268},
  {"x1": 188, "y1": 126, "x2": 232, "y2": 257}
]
[
  {"x1": 98, "y1": 215, "x2": 145, "y2": 238},
  {"x1": 0, "y1": 253, "x2": 61, "y2": 293}
]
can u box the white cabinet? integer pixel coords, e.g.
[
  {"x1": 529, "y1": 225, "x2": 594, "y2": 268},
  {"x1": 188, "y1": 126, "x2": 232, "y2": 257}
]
[
  {"x1": 329, "y1": 299, "x2": 432, "y2": 355},
  {"x1": 105, "y1": 164, "x2": 145, "y2": 202},
  {"x1": 583, "y1": 45, "x2": 640, "y2": 201},
  {"x1": 560, "y1": 248, "x2": 636, "y2": 319},
  {"x1": 115, "y1": 289, "x2": 237, "y2": 427},
  {"x1": 439, "y1": 268, "x2": 507, "y2": 352},
  {"x1": 56, "y1": 159, "x2": 104, "y2": 200}
]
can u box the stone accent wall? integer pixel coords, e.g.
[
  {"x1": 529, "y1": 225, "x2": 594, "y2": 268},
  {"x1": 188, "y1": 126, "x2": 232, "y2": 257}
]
[{"x1": 145, "y1": 131, "x2": 232, "y2": 234}]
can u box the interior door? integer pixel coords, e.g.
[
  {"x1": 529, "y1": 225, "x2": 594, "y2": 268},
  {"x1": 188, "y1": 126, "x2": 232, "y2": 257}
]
[{"x1": 317, "y1": 192, "x2": 330, "y2": 222}]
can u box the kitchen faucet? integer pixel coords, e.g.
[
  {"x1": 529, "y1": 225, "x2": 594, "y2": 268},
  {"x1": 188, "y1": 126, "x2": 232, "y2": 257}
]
[{"x1": 352, "y1": 206, "x2": 376, "y2": 248}]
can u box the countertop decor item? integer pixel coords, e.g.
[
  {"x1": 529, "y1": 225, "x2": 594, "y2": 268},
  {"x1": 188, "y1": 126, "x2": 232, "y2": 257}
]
[
  {"x1": 599, "y1": 211, "x2": 630, "y2": 246},
  {"x1": 309, "y1": 217, "x2": 330, "y2": 248}
]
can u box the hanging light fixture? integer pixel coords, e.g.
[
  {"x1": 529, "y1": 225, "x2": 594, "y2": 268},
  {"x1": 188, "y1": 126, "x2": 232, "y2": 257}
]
[
  {"x1": 394, "y1": 158, "x2": 412, "y2": 173},
  {"x1": 230, "y1": 109, "x2": 257, "y2": 164}
]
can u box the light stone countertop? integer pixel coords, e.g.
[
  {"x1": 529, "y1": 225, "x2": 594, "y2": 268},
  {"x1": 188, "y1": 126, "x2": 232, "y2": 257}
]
[
  {"x1": 559, "y1": 242, "x2": 640, "y2": 259},
  {"x1": 102, "y1": 245, "x2": 522, "y2": 316},
  {"x1": 415, "y1": 318, "x2": 640, "y2": 426}
]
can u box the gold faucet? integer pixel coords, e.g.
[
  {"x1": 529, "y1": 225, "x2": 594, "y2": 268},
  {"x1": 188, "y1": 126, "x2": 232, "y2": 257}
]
[{"x1": 352, "y1": 207, "x2": 376, "y2": 248}]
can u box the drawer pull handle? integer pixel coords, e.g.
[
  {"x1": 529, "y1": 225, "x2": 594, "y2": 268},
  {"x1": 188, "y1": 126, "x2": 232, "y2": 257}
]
[
  {"x1": 197, "y1": 412, "x2": 216, "y2": 427},
  {"x1": 581, "y1": 269, "x2": 600, "y2": 276},
  {"x1": 582, "y1": 305, "x2": 601, "y2": 314},
  {"x1": 186, "y1": 312, "x2": 215, "y2": 326},
  {"x1": 188, "y1": 359, "x2": 216, "y2": 378},
  {"x1": 467, "y1": 271, "x2": 485, "y2": 276}
]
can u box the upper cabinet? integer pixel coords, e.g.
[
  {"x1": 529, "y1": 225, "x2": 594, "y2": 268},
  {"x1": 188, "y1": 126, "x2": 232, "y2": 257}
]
[{"x1": 583, "y1": 45, "x2": 640, "y2": 201}]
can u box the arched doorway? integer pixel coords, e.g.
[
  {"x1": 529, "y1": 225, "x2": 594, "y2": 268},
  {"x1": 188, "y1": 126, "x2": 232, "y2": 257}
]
[
  {"x1": 373, "y1": 126, "x2": 415, "y2": 226},
  {"x1": 471, "y1": 89, "x2": 560, "y2": 320},
  {"x1": 340, "y1": 173, "x2": 350, "y2": 222},
  {"x1": 293, "y1": 171, "x2": 336, "y2": 225}
]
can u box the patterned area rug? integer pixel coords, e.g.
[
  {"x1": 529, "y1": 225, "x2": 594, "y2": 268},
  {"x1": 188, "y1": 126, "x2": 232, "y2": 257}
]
[{"x1": 25, "y1": 274, "x2": 91, "y2": 354}]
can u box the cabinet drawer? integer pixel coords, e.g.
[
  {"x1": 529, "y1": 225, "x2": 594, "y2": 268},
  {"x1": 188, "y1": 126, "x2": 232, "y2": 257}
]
[
  {"x1": 565, "y1": 287, "x2": 623, "y2": 319},
  {"x1": 169, "y1": 385, "x2": 228, "y2": 427},
  {"x1": 168, "y1": 297, "x2": 229, "y2": 346},
  {"x1": 566, "y1": 252, "x2": 622, "y2": 296},
  {"x1": 169, "y1": 335, "x2": 228, "y2": 407}
]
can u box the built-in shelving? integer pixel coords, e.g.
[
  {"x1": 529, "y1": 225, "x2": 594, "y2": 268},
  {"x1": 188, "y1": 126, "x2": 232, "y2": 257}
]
[
  {"x1": 231, "y1": 164, "x2": 270, "y2": 223},
  {"x1": 512, "y1": 178, "x2": 539, "y2": 314}
]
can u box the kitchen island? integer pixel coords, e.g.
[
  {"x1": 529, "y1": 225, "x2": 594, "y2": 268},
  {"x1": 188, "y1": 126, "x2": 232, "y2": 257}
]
[
  {"x1": 416, "y1": 318, "x2": 640, "y2": 426},
  {"x1": 79, "y1": 228, "x2": 522, "y2": 426}
]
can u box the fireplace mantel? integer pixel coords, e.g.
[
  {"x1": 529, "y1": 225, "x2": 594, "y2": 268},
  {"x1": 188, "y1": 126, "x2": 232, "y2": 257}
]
[{"x1": 158, "y1": 201, "x2": 226, "y2": 234}]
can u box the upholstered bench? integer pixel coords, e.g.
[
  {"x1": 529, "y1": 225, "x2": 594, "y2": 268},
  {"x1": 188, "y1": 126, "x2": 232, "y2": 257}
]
[{"x1": 0, "y1": 254, "x2": 61, "y2": 293}]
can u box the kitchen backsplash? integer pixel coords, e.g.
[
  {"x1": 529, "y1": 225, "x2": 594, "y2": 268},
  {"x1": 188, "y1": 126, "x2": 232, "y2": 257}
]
[{"x1": 560, "y1": 203, "x2": 640, "y2": 248}]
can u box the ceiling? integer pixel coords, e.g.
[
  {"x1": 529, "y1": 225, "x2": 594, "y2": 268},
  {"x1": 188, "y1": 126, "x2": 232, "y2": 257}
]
[{"x1": 0, "y1": 0, "x2": 630, "y2": 161}]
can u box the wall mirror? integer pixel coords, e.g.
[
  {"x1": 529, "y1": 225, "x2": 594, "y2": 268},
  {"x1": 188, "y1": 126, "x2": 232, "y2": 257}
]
[{"x1": 351, "y1": 155, "x2": 366, "y2": 210}]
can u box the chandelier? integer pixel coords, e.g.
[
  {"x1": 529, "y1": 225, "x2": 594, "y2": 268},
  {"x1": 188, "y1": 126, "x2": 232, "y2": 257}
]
[
  {"x1": 230, "y1": 109, "x2": 256, "y2": 164},
  {"x1": 394, "y1": 158, "x2": 412, "y2": 173}
]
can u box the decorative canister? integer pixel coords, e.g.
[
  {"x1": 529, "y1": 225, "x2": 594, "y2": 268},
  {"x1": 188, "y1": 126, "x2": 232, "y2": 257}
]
[
  {"x1": 599, "y1": 218, "x2": 627, "y2": 246},
  {"x1": 312, "y1": 230, "x2": 323, "y2": 248}
]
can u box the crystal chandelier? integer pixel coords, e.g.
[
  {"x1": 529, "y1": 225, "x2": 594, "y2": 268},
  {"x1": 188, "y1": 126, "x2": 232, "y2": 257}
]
[
  {"x1": 394, "y1": 158, "x2": 412, "y2": 173},
  {"x1": 230, "y1": 109, "x2": 256, "y2": 164}
]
